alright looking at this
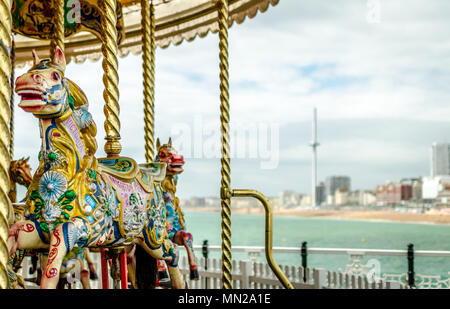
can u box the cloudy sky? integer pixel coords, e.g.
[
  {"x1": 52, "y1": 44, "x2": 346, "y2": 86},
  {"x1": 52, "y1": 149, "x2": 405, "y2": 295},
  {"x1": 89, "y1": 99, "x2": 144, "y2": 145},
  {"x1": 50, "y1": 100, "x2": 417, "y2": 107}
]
[{"x1": 13, "y1": 0, "x2": 450, "y2": 199}]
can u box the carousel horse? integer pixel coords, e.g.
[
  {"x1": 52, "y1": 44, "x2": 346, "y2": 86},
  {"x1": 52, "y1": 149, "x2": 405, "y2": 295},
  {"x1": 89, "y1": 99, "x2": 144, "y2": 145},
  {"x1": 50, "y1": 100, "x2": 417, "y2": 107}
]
[
  {"x1": 8, "y1": 157, "x2": 98, "y2": 289},
  {"x1": 156, "y1": 138, "x2": 199, "y2": 281},
  {"x1": 7, "y1": 47, "x2": 184, "y2": 289}
]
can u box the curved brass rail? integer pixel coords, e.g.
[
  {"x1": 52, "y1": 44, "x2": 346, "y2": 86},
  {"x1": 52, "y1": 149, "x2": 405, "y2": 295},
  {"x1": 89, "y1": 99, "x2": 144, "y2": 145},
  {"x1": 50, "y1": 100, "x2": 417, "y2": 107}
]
[{"x1": 231, "y1": 189, "x2": 294, "y2": 289}]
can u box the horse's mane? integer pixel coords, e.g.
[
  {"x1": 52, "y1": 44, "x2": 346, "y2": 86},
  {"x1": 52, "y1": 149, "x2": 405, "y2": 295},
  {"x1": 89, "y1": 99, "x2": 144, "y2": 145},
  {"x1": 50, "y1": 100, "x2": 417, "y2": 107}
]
[{"x1": 67, "y1": 78, "x2": 98, "y2": 156}]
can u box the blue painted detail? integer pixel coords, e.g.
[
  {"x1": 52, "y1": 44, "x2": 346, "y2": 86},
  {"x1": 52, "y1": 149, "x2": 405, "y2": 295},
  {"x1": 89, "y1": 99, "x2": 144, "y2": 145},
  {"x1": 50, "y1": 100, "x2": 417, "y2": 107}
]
[
  {"x1": 72, "y1": 217, "x2": 89, "y2": 247},
  {"x1": 44, "y1": 119, "x2": 57, "y2": 151},
  {"x1": 85, "y1": 195, "x2": 97, "y2": 208},
  {"x1": 100, "y1": 159, "x2": 117, "y2": 166},
  {"x1": 142, "y1": 229, "x2": 160, "y2": 250},
  {"x1": 108, "y1": 222, "x2": 122, "y2": 246},
  {"x1": 86, "y1": 215, "x2": 95, "y2": 223},
  {"x1": 62, "y1": 223, "x2": 72, "y2": 253},
  {"x1": 93, "y1": 182, "x2": 101, "y2": 198}
]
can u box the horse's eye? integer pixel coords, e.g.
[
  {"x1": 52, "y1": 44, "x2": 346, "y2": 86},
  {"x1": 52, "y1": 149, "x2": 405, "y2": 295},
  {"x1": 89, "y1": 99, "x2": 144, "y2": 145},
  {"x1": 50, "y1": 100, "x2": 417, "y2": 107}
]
[
  {"x1": 159, "y1": 153, "x2": 165, "y2": 158},
  {"x1": 52, "y1": 72, "x2": 60, "y2": 81}
]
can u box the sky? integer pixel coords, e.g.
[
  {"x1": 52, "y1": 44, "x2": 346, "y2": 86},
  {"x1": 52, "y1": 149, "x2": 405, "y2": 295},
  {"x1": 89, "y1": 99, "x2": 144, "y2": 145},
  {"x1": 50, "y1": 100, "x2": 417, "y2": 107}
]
[{"x1": 13, "y1": 0, "x2": 450, "y2": 199}]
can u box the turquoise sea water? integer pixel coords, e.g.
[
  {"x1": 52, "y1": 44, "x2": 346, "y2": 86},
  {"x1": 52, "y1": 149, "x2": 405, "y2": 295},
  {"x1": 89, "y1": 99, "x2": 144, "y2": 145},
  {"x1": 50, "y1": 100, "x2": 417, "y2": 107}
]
[{"x1": 181, "y1": 211, "x2": 450, "y2": 278}]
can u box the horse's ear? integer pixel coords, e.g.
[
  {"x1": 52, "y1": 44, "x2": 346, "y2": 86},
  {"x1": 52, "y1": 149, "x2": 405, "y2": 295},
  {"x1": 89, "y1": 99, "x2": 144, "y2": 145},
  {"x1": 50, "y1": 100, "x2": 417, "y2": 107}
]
[
  {"x1": 32, "y1": 49, "x2": 40, "y2": 66},
  {"x1": 52, "y1": 46, "x2": 66, "y2": 71},
  {"x1": 25, "y1": 156, "x2": 30, "y2": 162},
  {"x1": 156, "y1": 138, "x2": 161, "y2": 149},
  {"x1": 168, "y1": 137, "x2": 172, "y2": 147}
]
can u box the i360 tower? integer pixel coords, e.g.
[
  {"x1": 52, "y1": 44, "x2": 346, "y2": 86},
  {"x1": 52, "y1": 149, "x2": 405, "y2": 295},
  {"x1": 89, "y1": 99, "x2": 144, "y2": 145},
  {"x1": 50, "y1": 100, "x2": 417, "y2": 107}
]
[{"x1": 310, "y1": 107, "x2": 320, "y2": 207}]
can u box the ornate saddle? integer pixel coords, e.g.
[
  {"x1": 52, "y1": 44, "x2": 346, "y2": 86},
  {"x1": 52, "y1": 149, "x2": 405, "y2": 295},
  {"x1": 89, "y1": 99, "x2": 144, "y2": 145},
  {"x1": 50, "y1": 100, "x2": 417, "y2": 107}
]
[{"x1": 97, "y1": 157, "x2": 139, "y2": 181}]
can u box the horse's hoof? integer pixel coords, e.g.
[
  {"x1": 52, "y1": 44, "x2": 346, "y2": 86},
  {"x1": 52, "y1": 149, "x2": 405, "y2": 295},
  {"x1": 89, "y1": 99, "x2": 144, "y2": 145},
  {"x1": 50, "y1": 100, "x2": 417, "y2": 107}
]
[
  {"x1": 90, "y1": 272, "x2": 98, "y2": 280},
  {"x1": 189, "y1": 268, "x2": 199, "y2": 281}
]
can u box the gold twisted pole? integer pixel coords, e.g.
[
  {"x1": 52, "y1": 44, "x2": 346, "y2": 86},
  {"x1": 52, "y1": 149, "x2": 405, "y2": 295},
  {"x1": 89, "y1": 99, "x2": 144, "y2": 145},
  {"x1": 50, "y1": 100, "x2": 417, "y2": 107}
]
[
  {"x1": 101, "y1": 0, "x2": 121, "y2": 156},
  {"x1": 217, "y1": 0, "x2": 232, "y2": 289},
  {"x1": 142, "y1": 0, "x2": 156, "y2": 162},
  {"x1": 50, "y1": 0, "x2": 65, "y2": 57},
  {"x1": 9, "y1": 36, "x2": 14, "y2": 160},
  {"x1": 0, "y1": 0, "x2": 12, "y2": 289}
]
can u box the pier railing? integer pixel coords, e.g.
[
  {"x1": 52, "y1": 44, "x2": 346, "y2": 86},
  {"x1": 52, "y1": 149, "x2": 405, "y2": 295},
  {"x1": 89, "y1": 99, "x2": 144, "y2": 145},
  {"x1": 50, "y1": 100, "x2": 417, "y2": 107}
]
[
  {"x1": 17, "y1": 245, "x2": 449, "y2": 289},
  {"x1": 186, "y1": 244, "x2": 450, "y2": 289},
  {"x1": 178, "y1": 256, "x2": 407, "y2": 289}
]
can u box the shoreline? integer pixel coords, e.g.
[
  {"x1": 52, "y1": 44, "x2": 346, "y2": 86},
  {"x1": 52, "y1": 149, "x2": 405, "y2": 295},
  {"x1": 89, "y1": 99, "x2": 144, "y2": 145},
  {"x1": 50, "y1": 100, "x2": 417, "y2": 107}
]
[{"x1": 183, "y1": 207, "x2": 450, "y2": 225}]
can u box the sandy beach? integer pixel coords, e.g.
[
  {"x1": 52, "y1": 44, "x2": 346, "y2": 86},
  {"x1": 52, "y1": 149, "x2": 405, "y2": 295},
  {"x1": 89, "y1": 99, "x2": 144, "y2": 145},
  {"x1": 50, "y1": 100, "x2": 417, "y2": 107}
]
[{"x1": 184, "y1": 207, "x2": 450, "y2": 225}]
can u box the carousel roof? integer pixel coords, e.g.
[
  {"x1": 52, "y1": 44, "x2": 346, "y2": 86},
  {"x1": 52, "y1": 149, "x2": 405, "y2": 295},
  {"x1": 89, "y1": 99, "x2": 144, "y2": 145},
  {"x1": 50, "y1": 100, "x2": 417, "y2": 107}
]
[{"x1": 13, "y1": 0, "x2": 279, "y2": 67}]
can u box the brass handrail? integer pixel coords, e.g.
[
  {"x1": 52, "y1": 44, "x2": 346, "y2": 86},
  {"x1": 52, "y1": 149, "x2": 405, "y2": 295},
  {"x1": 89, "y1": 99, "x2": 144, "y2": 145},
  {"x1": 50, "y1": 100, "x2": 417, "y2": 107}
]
[{"x1": 231, "y1": 189, "x2": 294, "y2": 289}]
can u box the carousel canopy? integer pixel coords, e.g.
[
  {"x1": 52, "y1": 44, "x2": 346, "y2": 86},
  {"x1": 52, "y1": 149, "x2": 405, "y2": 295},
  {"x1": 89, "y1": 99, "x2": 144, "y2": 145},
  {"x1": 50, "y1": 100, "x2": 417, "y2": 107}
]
[{"x1": 13, "y1": 0, "x2": 279, "y2": 67}]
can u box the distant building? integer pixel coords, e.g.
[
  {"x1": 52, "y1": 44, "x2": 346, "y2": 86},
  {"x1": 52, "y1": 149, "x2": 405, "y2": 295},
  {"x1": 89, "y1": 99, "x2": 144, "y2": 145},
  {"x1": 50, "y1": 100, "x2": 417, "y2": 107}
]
[
  {"x1": 315, "y1": 182, "x2": 326, "y2": 205},
  {"x1": 300, "y1": 194, "x2": 312, "y2": 206},
  {"x1": 360, "y1": 190, "x2": 376, "y2": 206},
  {"x1": 325, "y1": 175, "x2": 351, "y2": 198},
  {"x1": 326, "y1": 194, "x2": 334, "y2": 205},
  {"x1": 341, "y1": 190, "x2": 376, "y2": 206},
  {"x1": 400, "y1": 177, "x2": 422, "y2": 201},
  {"x1": 205, "y1": 197, "x2": 221, "y2": 207},
  {"x1": 279, "y1": 190, "x2": 301, "y2": 208},
  {"x1": 422, "y1": 176, "x2": 450, "y2": 202},
  {"x1": 335, "y1": 187, "x2": 349, "y2": 206},
  {"x1": 375, "y1": 182, "x2": 412, "y2": 206},
  {"x1": 431, "y1": 142, "x2": 450, "y2": 177},
  {"x1": 190, "y1": 197, "x2": 206, "y2": 207}
]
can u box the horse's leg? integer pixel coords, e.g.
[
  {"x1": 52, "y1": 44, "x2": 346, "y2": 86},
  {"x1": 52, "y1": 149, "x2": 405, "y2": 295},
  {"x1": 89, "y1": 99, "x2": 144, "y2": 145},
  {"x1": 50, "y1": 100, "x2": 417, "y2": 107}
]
[
  {"x1": 80, "y1": 257, "x2": 91, "y2": 289},
  {"x1": 84, "y1": 248, "x2": 98, "y2": 280},
  {"x1": 40, "y1": 222, "x2": 80, "y2": 289},
  {"x1": 126, "y1": 245, "x2": 137, "y2": 289},
  {"x1": 136, "y1": 238, "x2": 185, "y2": 289},
  {"x1": 174, "y1": 230, "x2": 199, "y2": 280},
  {"x1": 7, "y1": 221, "x2": 47, "y2": 255},
  {"x1": 161, "y1": 239, "x2": 185, "y2": 289}
]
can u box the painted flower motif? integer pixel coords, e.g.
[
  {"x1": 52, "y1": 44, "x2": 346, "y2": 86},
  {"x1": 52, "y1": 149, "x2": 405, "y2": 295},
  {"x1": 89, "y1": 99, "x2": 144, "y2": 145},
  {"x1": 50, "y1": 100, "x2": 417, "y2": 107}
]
[
  {"x1": 41, "y1": 147, "x2": 65, "y2": 169},
  {"x1": 38, "y1": 171, "x2": 67, "y2": 203}
]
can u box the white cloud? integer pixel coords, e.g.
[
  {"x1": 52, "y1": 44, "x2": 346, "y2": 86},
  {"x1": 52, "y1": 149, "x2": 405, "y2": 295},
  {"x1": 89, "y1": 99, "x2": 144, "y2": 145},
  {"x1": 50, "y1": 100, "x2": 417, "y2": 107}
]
[{"x1": 12, "y1": 0, "x2": 450, "y2": 198}]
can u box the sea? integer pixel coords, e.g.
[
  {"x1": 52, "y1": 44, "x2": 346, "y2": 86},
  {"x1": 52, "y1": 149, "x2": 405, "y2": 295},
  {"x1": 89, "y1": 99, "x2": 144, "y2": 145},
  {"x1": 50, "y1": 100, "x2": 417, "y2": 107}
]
[{"x1": 180, "y1": 210, "x2": 450, "y2": 279}]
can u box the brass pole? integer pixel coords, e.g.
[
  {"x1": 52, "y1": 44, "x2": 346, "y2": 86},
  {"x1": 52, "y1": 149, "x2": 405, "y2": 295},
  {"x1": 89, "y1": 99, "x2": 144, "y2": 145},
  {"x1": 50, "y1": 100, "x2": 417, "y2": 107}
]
[
  {"x1": 101, "y1": 0, "x2": 121, "y2": 157},
  {"x1": 0, "y1": 0, "x2": 12, "y2": 289},
  {"x1": 232, "y1": 189, "x2": 294, "y2": 289},
  {"x1": 9, "y1": 37, "x2": 14, "y2": 160},
  {"x1": 141, "y1": 0, "x2": 156, "y2": 162},
  {"x1": 217, "y1": 0, "x2": 232, "y2": 289},
  {"x1": 50, "y1": 0, "x2": 65, "y2": 57}
]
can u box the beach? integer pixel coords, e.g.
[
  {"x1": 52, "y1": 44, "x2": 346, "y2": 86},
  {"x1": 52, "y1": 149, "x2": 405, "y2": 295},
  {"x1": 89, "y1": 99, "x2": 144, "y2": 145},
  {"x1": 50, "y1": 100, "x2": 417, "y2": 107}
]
[{"x1": 183, "y1": 207, "x2": 450, "y2": 225}]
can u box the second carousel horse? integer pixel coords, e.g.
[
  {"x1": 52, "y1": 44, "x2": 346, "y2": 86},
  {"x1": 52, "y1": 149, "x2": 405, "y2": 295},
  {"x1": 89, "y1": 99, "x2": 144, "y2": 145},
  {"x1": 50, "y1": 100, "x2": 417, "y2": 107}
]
[{"x1": 156, "y1": 138, "x2": 199, "y2": 280}]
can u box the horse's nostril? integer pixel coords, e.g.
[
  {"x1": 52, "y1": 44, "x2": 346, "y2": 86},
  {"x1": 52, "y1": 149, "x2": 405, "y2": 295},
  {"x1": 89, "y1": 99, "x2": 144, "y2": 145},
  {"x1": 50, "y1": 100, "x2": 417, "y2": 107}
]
[{"x1": 32, "y1": 74, "x2": 43, "y2": 83}]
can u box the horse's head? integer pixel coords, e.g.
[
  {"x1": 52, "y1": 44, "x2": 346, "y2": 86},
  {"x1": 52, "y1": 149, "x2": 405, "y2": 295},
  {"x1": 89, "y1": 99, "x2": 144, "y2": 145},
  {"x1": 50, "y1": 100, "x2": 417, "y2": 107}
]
[
  {"x1": 10, "y1": 157, "x2": 33, "y2": 187},
  {"x1": 156, "y1": 138, "x2": 184, "y2": 175},
  {"x1": 15, "y1": 47, "x2": 68, "y2": 118}
]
